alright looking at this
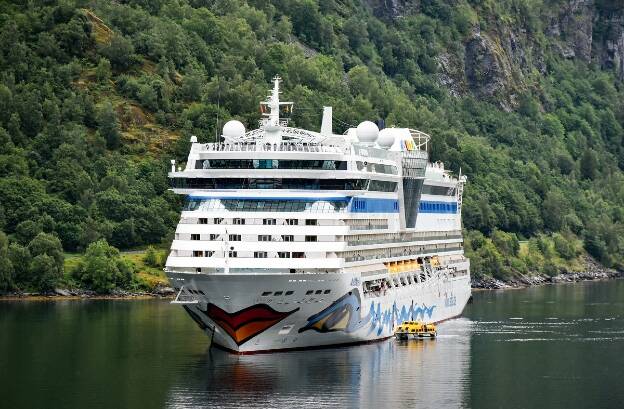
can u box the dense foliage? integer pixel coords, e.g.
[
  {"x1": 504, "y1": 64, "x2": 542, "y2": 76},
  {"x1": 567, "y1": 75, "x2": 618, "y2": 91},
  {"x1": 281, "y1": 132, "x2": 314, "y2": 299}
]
[
  {"x1": 72, "y1": 239, "x2": 135, "y2": 293},
  {"x1": 0, "y1": 0, "x2": 623, "y2": 291}
]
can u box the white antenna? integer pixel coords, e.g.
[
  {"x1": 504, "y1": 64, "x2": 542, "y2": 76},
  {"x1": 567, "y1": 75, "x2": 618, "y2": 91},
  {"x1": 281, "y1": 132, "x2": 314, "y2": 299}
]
[
  {"x1": 259, "y1": 76, "x2": 293, "y2": 143},
  {"x1": 215, "y1": 77, "x2": 220, "y2": 141},
  {"x1": 268, "y1": 76, "x2": 281, "y2": 128},
  {"x1": 321, "y1": 106, "x2": 332, "y2": 136}
]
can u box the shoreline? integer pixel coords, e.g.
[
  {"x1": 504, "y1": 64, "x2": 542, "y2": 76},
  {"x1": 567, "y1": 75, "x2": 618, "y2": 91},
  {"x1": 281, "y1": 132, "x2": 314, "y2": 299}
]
[
  {"x1": 2, "y1": 266, "x2": 622, "y2": 301},
  {"x1": 0, "y1": 270, "x2": 624, "y2": 302},
  {"x1": 0, "y1": 287, "x2": 175, "y2": 302},
  {"x1": 471, "y1": 256, "x2": 623, "y2": 290}
]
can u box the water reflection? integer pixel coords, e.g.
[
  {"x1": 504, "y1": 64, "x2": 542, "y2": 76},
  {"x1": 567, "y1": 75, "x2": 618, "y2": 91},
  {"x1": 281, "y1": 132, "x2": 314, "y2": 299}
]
[
  {"x1": 166, "y1": 319, "x2": 473, "y2": 409},
  {"x1": 2, "y1": 281, "x2": 624, "y2": 409}
]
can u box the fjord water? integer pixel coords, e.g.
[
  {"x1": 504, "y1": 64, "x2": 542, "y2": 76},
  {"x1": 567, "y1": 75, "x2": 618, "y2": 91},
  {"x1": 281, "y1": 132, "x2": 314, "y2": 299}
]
[{"x1": 1, "y1": 280, "x2": 623, "y2": 409}]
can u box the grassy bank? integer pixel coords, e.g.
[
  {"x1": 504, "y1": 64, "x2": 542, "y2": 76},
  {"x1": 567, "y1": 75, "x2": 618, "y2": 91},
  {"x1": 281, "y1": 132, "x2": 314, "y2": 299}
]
[{"x1": 61, "y1": 247, "x2": 169, "y2": 293}]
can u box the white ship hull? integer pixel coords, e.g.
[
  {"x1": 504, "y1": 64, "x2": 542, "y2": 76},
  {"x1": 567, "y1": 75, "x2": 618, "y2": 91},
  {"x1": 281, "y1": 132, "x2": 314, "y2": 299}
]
[{"x1": 168, "y1": 265, "x2": 471, "y2": 353}]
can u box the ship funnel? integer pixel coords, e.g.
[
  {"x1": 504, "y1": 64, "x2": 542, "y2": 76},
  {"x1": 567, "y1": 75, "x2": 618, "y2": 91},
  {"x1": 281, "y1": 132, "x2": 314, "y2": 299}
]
[{"x1": 321, "y1": 106, "x2": 332, "y2": 136}]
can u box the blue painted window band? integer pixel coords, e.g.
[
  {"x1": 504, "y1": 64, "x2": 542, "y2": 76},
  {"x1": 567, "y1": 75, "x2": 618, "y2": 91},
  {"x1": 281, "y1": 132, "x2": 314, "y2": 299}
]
[
  {"x1": 350, "y1": 198, "x2": 399, "y2": 213},
  {"x1": 419, "y1": 201, "x2": 458, "y2": 214}
]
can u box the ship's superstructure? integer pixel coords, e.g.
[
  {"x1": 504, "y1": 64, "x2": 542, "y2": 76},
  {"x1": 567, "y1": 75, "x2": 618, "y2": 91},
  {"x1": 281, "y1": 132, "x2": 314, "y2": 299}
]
[{"x1": 165, "y1": 77, "x2": 471, "y2": 353}]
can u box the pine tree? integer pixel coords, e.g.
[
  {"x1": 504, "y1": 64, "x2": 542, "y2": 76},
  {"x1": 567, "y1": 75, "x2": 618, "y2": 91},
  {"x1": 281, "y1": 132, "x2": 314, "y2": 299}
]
[
  {"x1": 580, "y1": 149, "x2": 598, "y2": 180},
  {"x1": 97, "y1": 101, "x2": 121, "y2": 149}
]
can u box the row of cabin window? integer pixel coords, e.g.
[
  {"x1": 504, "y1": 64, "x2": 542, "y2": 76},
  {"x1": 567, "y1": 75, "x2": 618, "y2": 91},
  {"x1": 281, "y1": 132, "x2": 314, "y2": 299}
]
[
  {"x1": 196, "y1": 159, "x2": 347, "y2": 170},
  {"x1": 172, "y1": 177, "x2": 386, "y2": 191},
  {"x1": 190, "y1": 234, "x2": 317, "y2": 242},
  {"x1": 198, "y1": 218, "x2": 317, "y2": 226},
  {"x1": 261, "y1": 289, "x2": 331, "y2": 296},
  {"x1": 191, "y1": 251, "x2": 306, "y2": 258},
  {"x1": 254, "y1": 251, "x2": 307, "y2": 258},
  {"x1": 259, "y1": 235, "x2": 317, "y2": 242}
]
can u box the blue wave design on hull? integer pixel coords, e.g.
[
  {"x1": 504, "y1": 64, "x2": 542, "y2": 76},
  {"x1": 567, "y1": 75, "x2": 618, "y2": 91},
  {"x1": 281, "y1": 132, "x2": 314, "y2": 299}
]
[
  {"x1": 299, "y1": 290, "x2": 371, "y2": 333},
  {"x1": 299, "y1": 288, "x2": 438, "y2": 337},
  {"x1": 369, "y1": 301, "x2": 436, "y2": 336}
]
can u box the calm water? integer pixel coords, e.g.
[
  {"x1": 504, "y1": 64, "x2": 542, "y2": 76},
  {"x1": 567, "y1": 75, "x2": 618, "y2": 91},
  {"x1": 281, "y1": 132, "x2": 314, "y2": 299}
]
[{"x1": 1, "y1": 280, "x2": 623, "y2": 409}]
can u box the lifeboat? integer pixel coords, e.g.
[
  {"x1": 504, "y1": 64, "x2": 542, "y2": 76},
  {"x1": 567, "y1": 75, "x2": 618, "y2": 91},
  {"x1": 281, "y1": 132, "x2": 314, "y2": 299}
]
[{"x1": 394, "y1": 321, "x2": 437, "y2": 340}]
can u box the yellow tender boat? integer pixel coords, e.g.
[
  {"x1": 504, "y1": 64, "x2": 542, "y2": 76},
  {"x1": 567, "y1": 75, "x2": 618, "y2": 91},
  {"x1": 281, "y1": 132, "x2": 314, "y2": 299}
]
[{"x1": 394, "y1": 321, "x2": 437, "y2": 340}]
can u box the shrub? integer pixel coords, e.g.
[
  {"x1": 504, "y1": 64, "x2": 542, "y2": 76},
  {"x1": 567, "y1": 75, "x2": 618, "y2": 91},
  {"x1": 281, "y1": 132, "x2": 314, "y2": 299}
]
[
  {"x1": 143, "y1": 246, "x2": 159, "y2": 267},
  {"x1": 74, "y1": 239, "x2": 135, "y2": 293}
]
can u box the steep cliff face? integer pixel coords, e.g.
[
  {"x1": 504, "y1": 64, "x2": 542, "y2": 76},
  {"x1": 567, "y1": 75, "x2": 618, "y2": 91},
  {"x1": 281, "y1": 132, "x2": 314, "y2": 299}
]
[
  {"x1": 548, "y1": 0, "x2": 595, "y2": 62},
  {"x1": 373, "y1": 0, "x2": 624, "y2": 105},
  {"x1": 464, "y1": 33, "x2": 512, "y2": 102},
  {"x1": 593, "y1": 4, "x2": 624, "y2": 80}
]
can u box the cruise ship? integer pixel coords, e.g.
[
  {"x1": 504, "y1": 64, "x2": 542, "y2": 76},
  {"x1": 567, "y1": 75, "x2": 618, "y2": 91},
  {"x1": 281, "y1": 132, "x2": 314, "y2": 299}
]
[{"x1": 165, "y1": 77, "x2": 471, "y2": 353}]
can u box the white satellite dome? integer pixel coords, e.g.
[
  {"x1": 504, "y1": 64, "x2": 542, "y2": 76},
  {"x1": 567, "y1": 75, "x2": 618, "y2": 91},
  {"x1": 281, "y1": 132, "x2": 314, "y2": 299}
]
[
  {"x1": 377, "y1": 128, "x2": 396, "y2": 148},
  {"x1": 356, "y1": 121, "x2": 379, "y2": 144},
  {"x1": 222, "y1": 120, "x2": 246, "y2": 139}
]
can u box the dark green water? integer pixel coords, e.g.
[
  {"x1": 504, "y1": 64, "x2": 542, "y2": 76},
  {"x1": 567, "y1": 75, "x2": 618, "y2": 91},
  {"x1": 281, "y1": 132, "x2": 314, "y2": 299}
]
[{"x1": 1, "y1": 280, "x2": 623, "y2": 409}]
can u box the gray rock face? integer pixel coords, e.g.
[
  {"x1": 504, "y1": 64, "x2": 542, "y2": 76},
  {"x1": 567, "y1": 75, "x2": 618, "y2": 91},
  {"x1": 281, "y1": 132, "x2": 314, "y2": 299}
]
[
  {"x1": 436, "y1": 52, "x2": 464, "y2": 97},
  {"x1": 594, "y1": 7, "x2": 624, "y2": 80},
  {"x1": 365, "y1": 0, "x2": 624, "y2": 100},
  {"x1": 363, "y1": 0, "x2": 412, "y2": 19},
  {"x1": 548, "y1": 1, "x2": 624, "y2": 79},
  {"x1": 155, "y1": 286, "x2": 175, "y2": 296},
  {"x1": 463, "y1": 32, "x2": 522, "y2": 111},
  {"x1": 550, "y1": 0, "x2": 594, "y2": 62},
  {"x1": 464, "y1": 34, "x2": 507, "y2": 99}
]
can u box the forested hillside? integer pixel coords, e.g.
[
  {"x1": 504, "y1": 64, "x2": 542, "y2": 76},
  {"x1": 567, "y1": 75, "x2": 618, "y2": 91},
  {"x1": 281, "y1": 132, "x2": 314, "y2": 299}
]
[{"x1": 1, "y1": 0, "x2": 623, "y2": 292}]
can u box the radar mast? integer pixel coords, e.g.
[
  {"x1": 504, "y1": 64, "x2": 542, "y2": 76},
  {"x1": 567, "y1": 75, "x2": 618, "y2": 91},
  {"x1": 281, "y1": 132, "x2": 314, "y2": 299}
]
[{"x1": 259, "y1": 76, "x2": 293, "y2": 143}]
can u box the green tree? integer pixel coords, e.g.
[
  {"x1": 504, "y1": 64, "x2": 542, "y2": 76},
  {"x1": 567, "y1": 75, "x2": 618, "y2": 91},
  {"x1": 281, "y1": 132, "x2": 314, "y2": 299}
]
[
  {"x1": 97, "y1": 101, "x2": 121, "y2": 149},
  {"x1": 27, "y1": 233, "x2": 64, "y2": 290},
  {"x1": 180, "y1": 71, "x2": 204, "y2": 102},
  {"x1": 0, "y1": 231, "x2": 14, "y2": 292},
  {"x1": 542, "y1": 189, "x2": 568, "y2": 232},
  {"x1": 74, "y1": 239, "x2": 134, "y2": 293},
  {"x1": 95, "y1": 57, "x2": 112, "y2": 83},
  {"x1": 8, "y1": 243, "x2": 31, "y2": 287},
  {"x1": 15, "y1": 220, "x2": 43, "y2": 245},
  {"x1": 491, "y1": 230, "x2": 520, "y2": 257},
  {"x1": 30, "y1": 254, "x2": 61, "y2": 291},
  {"x1": 100, "y1": 34, "x2": 136, "y2": 70},
  {"x1": 553, "y1": 233, "x2": 576, "y2": 260},
  {"x1": 143, "y1": 245, "x2": 158, "y2": 267},
  {"x1": 580, "y1": 149, "x2": 598, "y2": 180}
]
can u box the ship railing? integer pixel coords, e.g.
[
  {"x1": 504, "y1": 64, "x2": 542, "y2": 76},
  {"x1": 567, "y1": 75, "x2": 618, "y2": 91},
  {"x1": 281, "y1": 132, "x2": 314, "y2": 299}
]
[
  {"x1": 347, "y1": 224, "x2": 388, "y2": 231},
  {"x1": 173, "y1": 236, "x2": 340, "y2": 243},
  {"x1": 201, "y1": 142, "x2": 348, "y2": 154},
  {"x1": 346, "y1": 230, "x2": 462, "y2": 243},
  {"x1": 408, "y1": 129, "x2": 431, "y2": 152},
  {"x1": 343, "y1": 246, "x2": 463, "y2": 262},
  {"x1": 346, "y1": 234, "x2": 463, "y2": 247}
]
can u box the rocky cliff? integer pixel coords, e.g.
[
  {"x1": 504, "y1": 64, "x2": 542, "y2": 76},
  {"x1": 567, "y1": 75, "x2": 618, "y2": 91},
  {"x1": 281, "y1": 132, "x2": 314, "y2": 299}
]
[{"x1": 366, "y1": 0, "x2": 624, "y2": 107}]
